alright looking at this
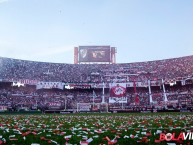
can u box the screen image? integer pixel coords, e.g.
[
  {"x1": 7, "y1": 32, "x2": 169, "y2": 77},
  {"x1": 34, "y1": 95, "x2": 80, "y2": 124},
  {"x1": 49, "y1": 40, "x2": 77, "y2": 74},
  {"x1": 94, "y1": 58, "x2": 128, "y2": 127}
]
[{"x1": 79, "y1": 46, "x2": 110, "y2": 62}]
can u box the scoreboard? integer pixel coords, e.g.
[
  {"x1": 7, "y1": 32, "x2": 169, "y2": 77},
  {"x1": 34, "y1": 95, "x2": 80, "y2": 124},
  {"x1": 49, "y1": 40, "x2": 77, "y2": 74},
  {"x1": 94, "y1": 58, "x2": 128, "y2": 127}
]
[{"x1": 74, "y1": 46, "x2": 116, "y2": 64}]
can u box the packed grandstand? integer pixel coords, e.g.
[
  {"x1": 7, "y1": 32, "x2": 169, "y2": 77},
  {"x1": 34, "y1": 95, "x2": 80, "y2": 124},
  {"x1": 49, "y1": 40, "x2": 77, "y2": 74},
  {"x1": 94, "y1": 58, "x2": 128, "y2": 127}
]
[{"x1": 0, "y1": 55, "x2": 193, "y2": 113}]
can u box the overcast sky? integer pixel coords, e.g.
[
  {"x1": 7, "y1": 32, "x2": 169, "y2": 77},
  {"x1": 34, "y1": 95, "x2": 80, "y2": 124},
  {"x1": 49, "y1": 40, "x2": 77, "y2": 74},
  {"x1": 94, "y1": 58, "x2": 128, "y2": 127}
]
[{"x1": 0, "y1": 0, "x2": 193, "y2": 64}]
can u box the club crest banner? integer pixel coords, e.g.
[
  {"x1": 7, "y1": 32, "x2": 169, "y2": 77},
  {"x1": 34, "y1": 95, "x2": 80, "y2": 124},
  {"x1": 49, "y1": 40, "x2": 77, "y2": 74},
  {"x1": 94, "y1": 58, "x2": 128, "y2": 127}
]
[
  {"x1": 110, "y1": 83, "x2": 126, "y2": 97},
  {"x1": 109, "y1": 83, "x2": 127, "y2": 103}
]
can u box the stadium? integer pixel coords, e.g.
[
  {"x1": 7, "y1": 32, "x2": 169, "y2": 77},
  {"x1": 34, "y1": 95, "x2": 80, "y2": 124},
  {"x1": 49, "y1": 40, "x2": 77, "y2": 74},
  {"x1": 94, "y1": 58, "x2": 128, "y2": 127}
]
[
  {"x1": 0, "y1": 47, "x2": 193, "y2": 144},
  {"x1": 0, "y1": 47, "x2": 193, "y2": 113},
  {"x1": 1, "y1": 0, "x2": 193, "y2": 145}
]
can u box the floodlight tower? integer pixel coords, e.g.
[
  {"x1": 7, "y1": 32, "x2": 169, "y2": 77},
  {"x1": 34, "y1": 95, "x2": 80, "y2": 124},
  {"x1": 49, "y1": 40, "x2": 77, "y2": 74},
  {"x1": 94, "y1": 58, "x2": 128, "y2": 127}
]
[
  {"x1": 101, "y1": 82, "x2": 105, "y2": 103},
  {"x1": 138, "y1": 71, "x2": 155, "y2": 105},
  {"x1": 101, "y1": 76, "x2": 105, "y2": 104},
  {"x1": 162, "y1": 79, "x2": 168, "y2": 102}
]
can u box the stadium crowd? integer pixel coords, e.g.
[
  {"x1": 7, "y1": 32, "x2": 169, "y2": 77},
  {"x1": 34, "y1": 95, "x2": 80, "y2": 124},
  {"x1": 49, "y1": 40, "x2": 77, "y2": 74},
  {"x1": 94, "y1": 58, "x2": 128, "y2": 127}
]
[
  {"x1": 0, "y1": 56, "x2": 193, "y2": 111},
  {"x1": 0, "y1": 55, "x2": 193, "y2": 83},
  {"x1": 0, "y1": 83, "x2": 192, "y2": 112}
]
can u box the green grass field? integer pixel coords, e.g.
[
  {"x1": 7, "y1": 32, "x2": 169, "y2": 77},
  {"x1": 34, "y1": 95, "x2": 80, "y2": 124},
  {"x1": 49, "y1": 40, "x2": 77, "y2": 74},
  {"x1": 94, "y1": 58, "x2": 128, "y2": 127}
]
[{"x1": 0, "y1": 113, "x2": 193, "y2": 145}]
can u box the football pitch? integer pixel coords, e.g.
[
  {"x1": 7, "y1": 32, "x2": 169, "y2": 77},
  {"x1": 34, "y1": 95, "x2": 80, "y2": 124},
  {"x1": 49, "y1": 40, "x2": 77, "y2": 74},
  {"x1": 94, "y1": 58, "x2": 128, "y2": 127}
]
[{"x1": 0, "y1": 113, "x2": 193, "y2": 145}]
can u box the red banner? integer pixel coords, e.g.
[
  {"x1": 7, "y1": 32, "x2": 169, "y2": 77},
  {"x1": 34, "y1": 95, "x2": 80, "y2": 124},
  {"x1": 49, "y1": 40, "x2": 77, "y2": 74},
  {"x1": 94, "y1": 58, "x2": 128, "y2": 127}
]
[{"x1": 110, "y1": 83, "x2": 126, "y2": 97}]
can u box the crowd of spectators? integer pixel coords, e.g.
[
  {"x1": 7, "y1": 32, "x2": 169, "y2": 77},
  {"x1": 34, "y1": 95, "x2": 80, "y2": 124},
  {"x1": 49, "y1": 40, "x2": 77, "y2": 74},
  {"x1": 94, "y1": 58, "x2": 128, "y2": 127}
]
[
  {"x1": 0, "y1": 55, "x2": 193, "y2": 111},
  {"x1": 0, "y1": 83, "x2": 192, "y2": 111},
  {"x1": 0, "y1": 55, "x2": 193, "y2": 83},
  {"x1": 0, "y1": 84, "x2": 107, "y2": 111}
]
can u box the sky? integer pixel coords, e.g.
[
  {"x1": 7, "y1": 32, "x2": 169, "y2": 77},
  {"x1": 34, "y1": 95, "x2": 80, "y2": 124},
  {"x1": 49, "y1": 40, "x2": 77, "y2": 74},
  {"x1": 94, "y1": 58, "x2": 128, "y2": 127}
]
[{"x1": 0, "y1": 0, "x2": 193, "y2": 64}]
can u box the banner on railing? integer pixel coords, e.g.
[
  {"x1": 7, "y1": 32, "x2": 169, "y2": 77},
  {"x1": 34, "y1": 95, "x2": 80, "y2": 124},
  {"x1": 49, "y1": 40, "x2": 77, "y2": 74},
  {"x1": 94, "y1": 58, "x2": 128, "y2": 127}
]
[
  {"x1": 36, "y1": 82, "x2": 64, "y2": 90},
  {"x1": 0, "y1": 106, "x2": 7, "y2": 111}
]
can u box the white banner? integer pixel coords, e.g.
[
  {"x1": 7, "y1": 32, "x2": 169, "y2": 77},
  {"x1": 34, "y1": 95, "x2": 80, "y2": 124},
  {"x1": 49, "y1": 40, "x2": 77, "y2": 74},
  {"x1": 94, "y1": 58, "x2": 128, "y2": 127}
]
[
  {"x1": 36, "y1": 82, "x2": 64, "y2": 90},
  {"x1": 0, "y1": 106, "x2": 7, "y2": 111},
  {"x1": 78, "y1": 104, "x2": 91, "y2": 111},
  {"x1": 8, "y1": 79, "x2": 38, "y2": 85},
  {"x1": 126, "y1": 80, "x2": 160, "y2": 87},
  {"x1": 109, "y1": 97, "x2": 127, "y2": 103},
  {"x1": 48, "y1": 102, "x2": 62, "y2": 109},
  {"x1": 91, "y1": 83, "x2": 109, "y2": 88}
]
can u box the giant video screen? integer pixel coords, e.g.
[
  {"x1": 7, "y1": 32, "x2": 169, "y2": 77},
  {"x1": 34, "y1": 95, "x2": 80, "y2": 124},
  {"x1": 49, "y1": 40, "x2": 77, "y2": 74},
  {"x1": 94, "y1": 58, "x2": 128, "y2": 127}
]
[{"x1": 79, "y1": 46, "x2": 111, "y2": 62}]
